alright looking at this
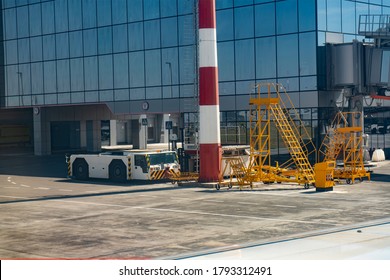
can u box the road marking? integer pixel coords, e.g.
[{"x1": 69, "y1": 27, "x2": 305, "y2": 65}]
[
  {"x1": 138, "y1": 195, "x2": 158, "y2": 198},
  {"x1": 20, "y1": 184, "x2": 30, "y2": 188},
  {"x1": 237, "y1": 202, "x2": 258, "y2": 205},
  {"x1": 34, "y1": 187, "x2": 50, "y2": 190},
  {"x1": 4, "y1": 187, "x2": 20, "y2": 189},
  {"x1": 59, "y1": 189, "x2": 73, "y2": 192},
  {"x1": 11, "y1": 182, "x2": 17, "y2": 185},
  {"x1": 204, "y1": 200, "x2": 225, "y2": 203},
  {"x1": 273, "y1": 205, "x2": 297, "y2": 208}
]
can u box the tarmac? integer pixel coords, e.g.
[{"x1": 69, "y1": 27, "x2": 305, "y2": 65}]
[{"x1": 0, "y1": 149, "x2": 390, "y2": 259}]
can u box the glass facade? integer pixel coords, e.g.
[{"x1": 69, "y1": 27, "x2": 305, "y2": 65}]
[{"x1": 1, "y1": 0, "x2": 390, "y2": 150}]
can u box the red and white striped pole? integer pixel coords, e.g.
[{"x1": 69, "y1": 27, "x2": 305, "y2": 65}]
[{"x1": 198, "y1": 0, "x2": 221, "y2": 182}]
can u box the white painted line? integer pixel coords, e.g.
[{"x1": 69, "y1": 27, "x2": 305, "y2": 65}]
[
  {"x1": 237, "y1": 202, "x2": 258, "y2": 205},
  {"x1": 20, "y1": 184, "x2": 30, "y2": 188},
  {"x1": 0, "y1": 195, "x2": 26, "y2": 199},
  {"x1": 34, "y1": 187, "x2": 50, "y2": 190},
  {"x1": 11, "y1": 182, "x2": 17, "y2": 185},
  {"x1": 7, "y1": 177, "x2": 11, "y2": 180},
  {"x1": 203, "y1": 200, "x2": 225, "y2": 203},
  {"x1": 273, "y1": 205, "x2": 297, "y2": 208},
  {"x1": 138, "y1": 195, "x2": 158, "y2": 198},
  {"x1": 59, "y1": 189, "x2": 73, "y2": 192},
  {"x1": 84, "y1": 190, "x2": 97, "y2": 193}
]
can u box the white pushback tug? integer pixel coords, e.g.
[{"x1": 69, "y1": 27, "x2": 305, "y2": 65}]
[{"x1": 66, "y1": 150, "x2": 180, "y2": 182}]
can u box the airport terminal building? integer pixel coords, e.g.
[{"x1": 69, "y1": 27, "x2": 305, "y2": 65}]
[{"x1": 1, "y1": 0, "x2": 390, "y2": 156}]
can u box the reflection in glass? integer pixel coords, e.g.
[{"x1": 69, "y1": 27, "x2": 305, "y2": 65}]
[
  {"x1": 129, "y1": 51, "x2": 145, "y2": 87},
  {"x1": 144, "y1": 20, "x2": 161, "y2": 49},
  {"x1": 145, "y1": 50, "x2": 161, "y2": 86},
  {"x1": 29, "y1": 4, "x2": 42, "y2": 36},
  {"x1": 161, "y1": 18, "x2": 178, "y2": 47},
  {"x1": 42, "y1": 1, "x2": 55, "y2": 34},
  {"x1": 276, "y1": 0, "x2": 298, "y2": 34},
  {"x1": 299, "y1": 32, "x2": 317, "y2": 76},
  {"x1": 83, "y1": 29, "x2": 98, "y2": 56},
  {"x1": 97, "y1": 0, "x2": 112, "y2": 27},
  {"x1": 44, "y1": 61, "x2": 57, "y2": 93},
  {"x1": 69, "y1": 31, "x2": 83, "y2": 58},
  {"x1": 55, "y1": 0, "x2": 69, "y2": 32},
  {"x1": 5, "y1": 8, "x2": 17, "y2": 40},
  {"x1": 255, "y1": 3, "x2": 275, "y2": 37},
  {"x1": 84, "y1": 57, "x2": 98, "y2": 91},
  {"x1": 256, "y1": 37, "x2": 276, "y2": 79},
  {"x1": 299, "y1": 0, "x2": 315, "y2": 32},
  {"x1": 218, "y1": 41, "x2": 235, "y2": 81},
  {"x1": 217, "y1": 9, "x2": 234, "y2": 41},
  {"x1": 235, "y1": 6, "x2": 254, "y2": 39},
  {"x1": 114, "y1": 53, "x2": 129, "y2": 88},
  {"x1": 178, "y1": 15, "x2": 195, "y2": 46},
  {"x1": 129, "y1": 22, "x2": 144, "y2": 51},
  {"x1": 17, "y1": 6, "x2": 29, "y2": 38},
  {"x1": 68, "y1": 0, "x2": 82, "y2": 31},
  {"x1": 144, "y1": 0, "x2": 160, "y2": 20},
  {"x1": 277, "y1": 34, "x2": 298, "y2": 77},
  {"x1": 70, "y1": 58, "x2": 84, "y2": 92},
  {"x1": 161, "y1": 0, "x2": 177, "y2": 17},
  {"x1": 128, "y1": 0, "x2": 143, "y2": 22},
  {"x1": 6, "y1": 40, "x2": 18, "y2": 64},
  {"x1": 56, "y1": 33, "x2": 69, "y2": 59},
  {"x1": 57, "y1": 60, "x2": 70, "y2": 92},
  {"x1": 83, "y1": 0, "x2": 97, "y2": 28},
  {"x1": 98, "y1": 27, "x2": 113, "y2": 55},
  {"x1": 99, "y1": 55, "x2": 114, "y2": 89},
  {"x1": 112, "y1": 0, "x2": 127, "y2": 25},
  {"x1": 179, "y1": 46, "x2": 195, "y2": 84},
  {"x1": 31, "y1": 63, "x2": 43, "y2": 94},
  {"x1": 43, "y1": 35, "x2": 55, "y2": 60},
  {"x1": 113, "y1": 25, "x2": 128, "y2": 53},
  {"x1": 235, "y1": 39, "x2": 255, "y2": 80}
]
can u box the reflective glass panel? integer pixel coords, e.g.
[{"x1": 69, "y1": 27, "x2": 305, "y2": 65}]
[
  {"x1": 255, "y1": 3, "x2": 275, "y2": 37},
  {"x1": 235, "y1": 6, "x2": 254, "y2": 39},
  {"x1": 146, "y1": 87, "x2": 161, "y2": 99},
  {"x1": 217, "y1": 9, "x2": 234, "y2": 41},
  {"x1": 98, "y1": 27, "x2": 113, "y2": 54},
  {"x1": 6, "y1": 65, "x2": 18, "y2": 96},
  {"x1": 277, "y1": 34, "x2": 298, "y2": 77},
  {"x1": 29, "y1": 4, "x2": 41, "y2": 36},
  {"x1": 83, "y1": 0, "x2": 97, "y2": 28},
  {"x1": 84, "y1": 56, "x2": 98, "y2": 91},
  {"x1": 97, "y1": 0, "x2": 112, "y2": 26},
  {"x1": 216, "y1": 0, "x2": 233, "y2": 9},
  {"x1": 4, "y1": 8, "x2": 17, "y2": 40},
  {"x1": 299, "y1": 32, "x2": 317, "y2": 76},
  {"x1": 113, "y1": 25, "x2": 128, "y2": 53},
  {"x1": 31, "y1": 62, "x2": 43, "y2": 94},
  {"x1": 130, "y1": 88, "x2": 145, "y2": 100},
  {"x1": 42, "y1": 1, "x2": 55, "y2": 34},
  {"x1": 235, "y1": 0, "x2": 253, "y2": 7},
  {"x1": 256, "y1": 37, "x2": 276, "y2": 79},
  {"x1": 112, "y1": 0, "x2": 127, "y2": 24},
  {"x1": 144, "y1": 20, "x2": 161, "y2": 49},
  {"x1": 99, "y1": 55, "x2": 114, "y2": 89},
  {"x1": 342, "y1": 0, "x2": 356, "y2": 34},
  {"x1": 18, "y1": 64, "x2": 31, "y2": 95},
  {"x1": 235, "y1": 39, "x2": 255, "y2": 80},
  {"x1": 57, "y1": 60, "x2": 70, "y2": 92},
  {"x1": 129, "y1": 51, "x2": 145, "y2": 87},
  {"x1": 128, "y1": 0, "x2": 143, "y2": 22},
  {"x1": 299, "y1": 0, "x2": 315, "y2": 32},
  {"x1": 69, "y1": 31, "x2": 83, "y2": 58},
  {"x1": 128, "y1": 22, "x2": 144, "y2": 51},
  {"x1": 70, "y1": 58, "x2": 84, "y2": 92},
  {"x1": 145, "y1": 50, "x2": 161, "y2": 86},
  {"x1": 144, "y1": 0, "x2": 160, "y2": 20},
  {"x1": 162, "y1": 48, "x2": 179, "y2": 85},
  {"x1": 6, "y1": 40, "x2": 18, "y2": 64},
  {"x1": 178, "y1": 0, "x2": 194, "y2": 15},
  {"x1": 55, "y1": 0, "x2": 68, "y2": 32},
  {"x1": 327, "y1": 0, "x2": 341, "y2": 32},
  {"x1": 56, "y1": 33, "x2": 69, "y2": 59},
  {"x1": 83, "y1": 29, "x2": 98, "y2": 56},
  {"x1": 43, "y1": 35, "x2": 55, "y2": 60},
  {"x1": 114, "y1": 53, "x2": 129, "y2": 88},
  {"x1": 179, "y1": 46, "x2": 195, "y2": 84},
  {"x1": 178, "y1": 15, "x2": 195, "y2": 45},
  {"x1": 218, "y1": 41, "x2": 235, "y2": 81},
  {"x1": 17, "y1": 6, "x2": 29, "y2": 38},
  {"x1": 161, "y1": 18, "x2": 178, "y2": 47},
  {"x1": 44, "y1": 61, "x2": 56, "y2": 93},
  {"x1": 161, "y1": 0, "x2": 177, "y2": 17},
  {"x1": 68, "y1": 0, "x2": 82, "y2": 31}
]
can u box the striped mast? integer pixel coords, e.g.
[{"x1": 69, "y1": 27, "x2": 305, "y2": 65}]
[{"x1": 198, "y1": 0, "x2": 221, "y2": 182}]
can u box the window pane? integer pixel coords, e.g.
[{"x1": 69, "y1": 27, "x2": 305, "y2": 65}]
[
  {"x1": 83, "y1": 0, "x2": 97, "y2": 28},
  {"x1": 179, "y1": 46, "x2": 195, "y2": 84},
  {"x1": 57, "y1": 60, "x2": 70, "y2": 92},
  {"x1": 161, "y1": 0, "x2": 177, "y2": 17},
  {"x1": 29, "y1": 4, "x2": 41, "y2": 36},
  {"x1": 84, "y1": 56, "x2": 98, "y2": 91},
  {"x1": 144, "y1": 20, "x2": 161, "y2": 49},
  {"x1": 56, "y1": 33, "x2": 69, "y2": 59},
  {"x1": 19, "y1": 64, "x2": 31, "y2": 95},
  {"x1": 145, "y1": 50, "x2": 161, "y2": 86},
  {"x1": 178, "y1": 0, "x2": 194, "y2": 15},
  {"x1": 161, "y1": 18, "x2": 178, "y2": 47},
  {"x1": 235, "y1": 39, "x2": 255, "y2": 80},
  {"x1": 128, "y1": 0, "x2": 143, "y2": 22},
  {"x1": 317, "y1": 0, "x2": 326, "y2": 31},
  {"x1": 299, "y1": 0, "x2": 315, "y2": 32},
  {"x1": 144, "y1": 0, "x2": 160, "y2": 20},
  {"x1": 43, "y1": 35, "x2": 55, "y2": 60},
  {"x1": 342, "y1": 0, "x2": 356, "y2": 34},
  {"x1": 6, "y1": 40, "x2": 18, "y2": 64},
  {"x1": 68, "y1": 0, "x2": 82, "y2": 31},
  {"x1": 42, "y1": 1, "x2": 55, "y2": 34},
  {"x1": 327, "y1": 0, "x2": 341, "y2": 32},
  {"x1": 44, "y1": 61, "x2": 56, "y2": 93},
  {"x1": 31, "y1": 62, "x2": 43, "y2": 94},
  {"x1": 218, "y1": 41, "x2": 235, "y2": 81},
  {"x1": 99, "y1": 55, "x2": 113, "y2": 89},
  {"x1": 129, "y1": 51, "x2": 145, "y2": 87},
  {"x1": 114, "y1": 53, "x2": 129, "y2": 88},
  {"x1": 70, "y1": 58, "x2": 84, "y2": 92},
  {"x1": 97, "y1": 0, "x2": 112, "y2": 26},
  {"x1": 112, "y1": 0, "x2": 127, "y2": 24},
  {"x1": 130, "y1": 88, "x2": 145, "y2": 100},
  {"x1": 217, "y1": 0, "x2": 233, "y2": 9},
  {"x1": 115, "y1": 89, "x2": 130, "y2": 101},
  {"x1": 17, "y1": 6, "x2": 29, "y2": 38},
  {"x1": 255, "y1": 3, "x2": 275, "y2": 37},
  {"x1": 113, "y1": 24, "x2": 128, "y2": 53},
  {"x1": 235, "y1": 6, "x2": 254, "y2": 39},
  {"x1": 83, "y1": 29, "x2": 98, "y2": 56},
  {"x1": 146, "y1": 87, "x2": 161, "y2": 99},
  {"x1": 129, "y1": 22, "x2": 144, "y2": 51},
  {"x1": 162, "y1": 48, "x2": 179, "y2": 85},
  {"x1": 299, "y1": 32, "x2": 317, "y2": 76},
  {"x1": 98, "y1": 27, "x2": 113, "y2": 54},
  {"x1": 4, "y1": 8, "x2": 17, "y2": 40},
  {"x1": 276, "y1": 0, "x2": 298, "y2": 34},
  {"x1": 55, "y1": 0, "x2": 68, "y2": 32},
  {"x1": 69, "y1": 31, "x2": 83, "y2": 58},
  {"x1": 178, "y1": 15, "x2": 195, "y2": 45},
  {"x1": 217, "y1": 9, "x2": 234, "y2": 41},
  {"x1": 6, "y1": 65, "x2": 18, "y2": 96},
  {"x1": 277, "y1": 34, "x2": 298, "y2": 77},
  {"x1": 256, "y1": 37, "x2": 276, "y2": 79}
]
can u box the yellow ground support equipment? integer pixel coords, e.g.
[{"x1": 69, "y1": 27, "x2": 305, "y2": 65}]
[
  {"x1": 169, "y1": 170, "x2": 199, "y2": 184},
  {"x1": 314, "y1": 161, "x2": 335, "y2": 191},
  {"x1": 216, "y1": 157, "x2": 255, "y2": 190},
  {"x1": 318, "y1": 112, "x2": 370, "y2": 184},
  {"x1": 247, "y1": 83, "x2": 316, "y2": 187}
]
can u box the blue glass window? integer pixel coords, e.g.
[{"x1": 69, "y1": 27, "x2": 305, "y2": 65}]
[
  {"x1": 83, "y1": 0, "x2": 97, "y2": 28},
  {"x1": 145, "y1": 50, "x2": 161, "y2": 86},
  {"x1": 178, "y1": 15, "x2": 195, "y2": 46},
  {"x1": 113, "y1": 25, "x2": 128, "y2": 53},
  {"x1": 299, "y1": 0, "x2": 315, "y2": 32},
  {"x1": 277, "y1": 34, "x2": 298, "y2": 77},
  {"x1": 342, "y1": 0, "x2": 356, "y2": 34},
  {"x1": 128, "y1": 22, "x2": 144, "y2": 51},
  {"x1": 112, "y1": 0, "x2": 127, "y2": 24},
  {"x1": 235, "y1": 39, "x2": 255, "y2": 80},
  {"x1": 31, "y1": 62, "x2": 43, "y2": 94},
  {"x1": 129, "y1": 51, "x2": 145, "y2": 87},
  {"x1": 69, "y1": 31, "x2": 83, "y2": 58},
  {"x1": 217, "y1": 0, "x2": 233, "y2": 9},
  {"x1": 276, "y1": 0, "x2": 298, "y2": 34},
  {"x1": 115, "y1": 89, "x2": 130, "y2": 101},
  {"x1": 29, "y1": 4, "x2": 41, "y2": 36},
  {"x1": 130, "y1": 88, "x2": 145, "y2": 100},
  {"x1": 4, "y1": 8, "x2": 17, "y2": 40},
  {"x1": 97, "y1": 0, "x2": 112, "y2": 26},
  {"x1": 57, "y1": 60, "x2": 70, "y2": 92},
  {"x1": 317, "y1": 0, "x2": 326, "y2": 31},
  {"x1": 128, "y1": 0, "x2": 143, "y2": 22},
  {"x1": 256, "y1": 37, "x2": 276, "y2": 79},
  {"x1": 161, "y1": 0, "x2": 177, "y2": 17},
  {"x1": 17, "y1": 6, "x2": 29, "y2": 38},
  {"x1": 84, "y1": 57, "x2": 98, "y2": 91},
  {"x1": 179, "y1": 46, "x2": 195, "y2": 84},
  {"x1": 146, "y1": 87, "x2": 161, "y2": 99},
  {"x1": 42, "y1": 1, "x2": 55, "y2": 34},
  {"x1": 235, "y1": 0, "x2": 253, "y2": 7},
  {"x1": 356, "y1": 3, "x2": 369, "y2": 34},
  {"x1": 299, "y1": 32, "x2": 317, "y2": 76},
  {"x1": 42, "y1": 35, "x2": 55, "y2": 61},
  {"x1": 99, "y1": 55, "x2": 113, "y2": 89},
  {"x1": 55, "y1": 0, "x2": 68, "y2": 32},
  {"x1": 5, "y1": 40, "x2": 18, "y2": 64},
  {"x1": 162, "y1": 48, "x2": 179, "y2": 85},
  {"x1": 255, "y1": 3, "x2": 275, "y2": 37},
  {"x1": 144, "y1": 20, "x2": 161, "y2": 49},
  {"x1": 68, "y1": 0, "x2": 82, "y2": 31},
  {"x1": 98, "y1": 27, "x2": 113, "y2": 55},
  {"x1": 44, "y1": 61, "x2": 56, "y2": 93},
  {"x1": 3, "y1": 0, "x2": 16, "y2": 9},
  {"x1": 83, "y1": 29, "x2": 98, "y2": 56},
  {"x1": 178, "y1": 0, "x2": 194, "y2": 15},
  {"x1": 18, "y1": 64, "x2": 31, "y2": 96},
  {"x1": 217, "y1": 9, "x2": 234, "y2": 41},
  {"x1": 144, "y1": 0, "x2": 160, "y2": 20},
  {"x1": 235, "y1": 6, "x2": 254, "y2": 39},
  {"x1": 114, "y1": 53, "x2": 129, "y2": 88},
  {"x1": 161, "y1": 18, "x2": 178, "y2": 47},
  {"x1": 6, "y1": 65, "x2": 18, "y2": 96},
  {"x1": 327, "y1": 0, "x2": 341, "y2": 32},
  {"x1": 56, "y1": 33, "x2": 69, "y2": 59},
  {"x1": 70, "y1": 58, "x2": 84, "y2": 92},
  {"x1": 218, "y1": 42, "x2": 235, "y2": 81}
]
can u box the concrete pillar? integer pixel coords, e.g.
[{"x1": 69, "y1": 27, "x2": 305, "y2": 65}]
[
  {"x1": 161, "y1": 114, "x2": 170, "y2": 143},
  {"x1": 139, "y1": 114, "x2": 148, "y2": 149},
  {"x1": 33, "y1": 108, "x2": 50, "y2": 155},
  {"x1": 110, "y1": 119, "x2": 117, "y2": 146}
]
